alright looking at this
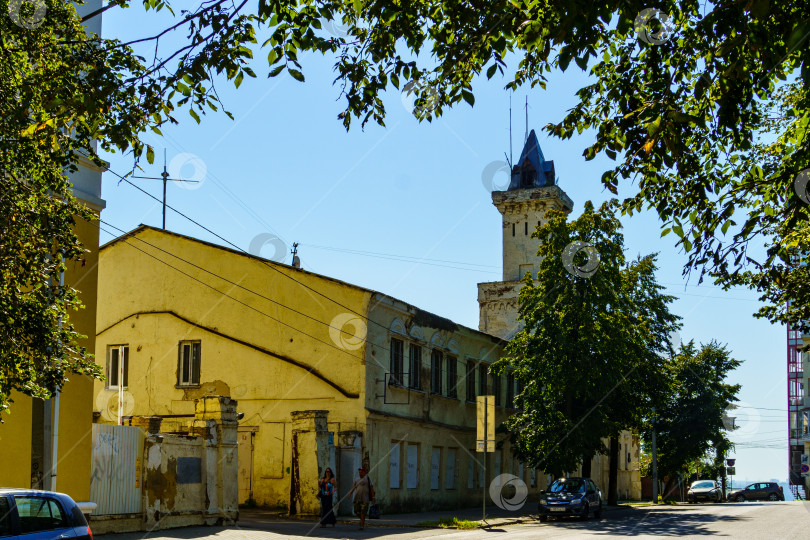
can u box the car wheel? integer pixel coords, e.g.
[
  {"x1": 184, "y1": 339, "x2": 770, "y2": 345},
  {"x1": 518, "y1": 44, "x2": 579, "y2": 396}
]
[
  {"x1": 580, "y1": 503, "x2": 589, "y2": 521},
  {"x1": 594, "y1": 503, "x2": 602, "y2": 519},
  {"x1": 768, "y1": 493, "x2": 778, "y2": 501},
  {"x1": 736, "y1": 495, "x2": 745, "y2": 502}
]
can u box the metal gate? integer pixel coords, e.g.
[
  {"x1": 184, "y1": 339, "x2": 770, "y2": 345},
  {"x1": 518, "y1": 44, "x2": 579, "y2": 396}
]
[{"x1": 89, "y1": 424, "x2": 144, "y2": 515}]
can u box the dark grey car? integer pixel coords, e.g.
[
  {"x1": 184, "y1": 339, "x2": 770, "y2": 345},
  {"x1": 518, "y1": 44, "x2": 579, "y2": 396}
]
[
  {"x1": 0, "y1": 489, "x2": 92, "y2": 539},
  {"x1": 538, "y1": 477, "x2": 603, "y2": 522},
  {"x1": 727, "y1": 482, "x2": 784, "y2": 502}
]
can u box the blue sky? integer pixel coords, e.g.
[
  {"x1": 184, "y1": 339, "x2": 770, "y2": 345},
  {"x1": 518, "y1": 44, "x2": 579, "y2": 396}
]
[{"x1": 98, "y1": 6, "x2": 787, "y2": 484}]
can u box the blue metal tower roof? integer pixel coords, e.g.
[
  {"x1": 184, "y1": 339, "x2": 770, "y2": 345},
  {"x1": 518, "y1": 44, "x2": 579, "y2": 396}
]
[{"x1": 508, "y1": 129, "x2": 556, "y2": 190}]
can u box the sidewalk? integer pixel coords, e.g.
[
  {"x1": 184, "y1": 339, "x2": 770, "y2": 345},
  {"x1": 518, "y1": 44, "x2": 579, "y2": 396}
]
[{"x1": 239, "y1": 502, "x2": 632, "y2": 529}]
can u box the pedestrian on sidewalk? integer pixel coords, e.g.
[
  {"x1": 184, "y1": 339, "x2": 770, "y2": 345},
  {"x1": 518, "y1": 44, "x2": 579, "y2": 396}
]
[
  {"x1": 348, "y1": 466, "x2": 375, "y2": 530},
  {"x1": 318, "y1": 467, "x2": 337, "y2": 527}
]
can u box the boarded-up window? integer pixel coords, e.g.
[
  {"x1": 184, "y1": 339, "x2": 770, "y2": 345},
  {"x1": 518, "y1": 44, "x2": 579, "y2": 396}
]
[
  {"x1": 430, "y1": 448, "x2": 441, "y2": 490},
  {"x1": 389, "y1": 442, "x2": 401, "y2": 489},
  {"x1": 445, "y1": 449, "x2": 456, "y2": 489},
  {"x1": 406, "y1": 444, "x2": 419, "y2": 489}
]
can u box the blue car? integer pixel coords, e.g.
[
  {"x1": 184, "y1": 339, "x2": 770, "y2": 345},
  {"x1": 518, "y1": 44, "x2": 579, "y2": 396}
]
[
  {"x1": 0, "y1": 489, "x2": 92, "y2": 539},
  {"x1": 538, "y1": 477, "x2": 603, "y2": 522}
]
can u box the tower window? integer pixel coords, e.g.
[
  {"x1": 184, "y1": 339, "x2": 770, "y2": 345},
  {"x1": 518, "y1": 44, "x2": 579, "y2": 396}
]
[
  {"x1": 524, "y1": 222, "x2": 528, "y2": 236},
  {"x1": 512, "y1": 223, "x2": 515, "y2": 237}
]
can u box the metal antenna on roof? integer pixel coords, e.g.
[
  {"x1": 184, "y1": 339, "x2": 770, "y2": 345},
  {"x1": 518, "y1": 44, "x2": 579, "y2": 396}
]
[
  {"x1": 524, "y1": 96, "x2": 529, "y2": 144},
  {"x1": 132, "y1": 149, "x2": 199, "y2": 230},
  {"x1": 508, "y1": 93, "x2": 513, "y2": 169},
  {"x1": 291, "y1": 242, "x2": 301, "y2": 269}
]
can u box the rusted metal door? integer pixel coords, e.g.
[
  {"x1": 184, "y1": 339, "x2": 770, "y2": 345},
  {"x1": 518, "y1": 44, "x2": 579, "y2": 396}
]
[
  {"x1": 89, "y1": 424, "x2": 144, "y2": 515},
  {"x1": 237, "y1": 430, "x2": 254, "y2": 504}
]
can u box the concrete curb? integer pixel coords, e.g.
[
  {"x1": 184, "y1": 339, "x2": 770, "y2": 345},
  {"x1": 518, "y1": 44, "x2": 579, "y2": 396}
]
[{"x1": 240, "y1": 504, "x2": 639, "y2": 531}]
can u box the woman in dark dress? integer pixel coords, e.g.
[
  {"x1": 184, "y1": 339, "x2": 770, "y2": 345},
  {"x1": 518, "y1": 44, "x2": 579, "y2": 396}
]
[{"x1": 319, "y1": 468, "x2": 337, "y2": 527}]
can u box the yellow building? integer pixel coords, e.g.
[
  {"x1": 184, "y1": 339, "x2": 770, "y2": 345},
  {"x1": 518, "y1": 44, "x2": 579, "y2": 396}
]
[
  {"x1": 0, "y1": 104, "x2": 106, "y2": 503},
  {"x1": 95, "y1": 225, "x2": 553, "y2": 512}
]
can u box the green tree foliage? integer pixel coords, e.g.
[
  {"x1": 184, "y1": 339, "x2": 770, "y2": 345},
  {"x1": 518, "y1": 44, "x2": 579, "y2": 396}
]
[
  {"x1": 645, "y1": 341, "x2": 741, "y2": 485},
  {"x1": 0, "y1": 0, "x2": 260, "y2": 412},
  {"x1": 2, "y1": 0, "x2": 796, "y2": 410},
  {"x1": 495, "y1": 200, "x2": 679, "y2": 477}
]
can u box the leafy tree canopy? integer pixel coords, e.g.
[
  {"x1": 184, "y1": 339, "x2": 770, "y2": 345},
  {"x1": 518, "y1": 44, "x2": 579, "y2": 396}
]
[
  {"x1": 643, "y1": 340, "x2": 741, "y2": 483},
  {"x1": 2, "y1": 0, "x2": 800, "y2": 410},
  {"x1": 495, "y1": 200, "x2": 679, "y2": 476}
]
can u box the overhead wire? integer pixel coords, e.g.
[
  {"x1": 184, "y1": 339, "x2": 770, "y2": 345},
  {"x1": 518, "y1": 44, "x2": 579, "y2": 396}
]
[
  {"x1": 94, "y1": 221, "x2": 373, "y2": 362},
  {"x1": 106, "y1": 165, "x2": 396, "y2": 337}
]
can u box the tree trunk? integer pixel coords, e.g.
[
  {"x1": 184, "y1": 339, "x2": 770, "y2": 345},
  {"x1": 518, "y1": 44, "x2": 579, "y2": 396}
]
[
  {"x1": 581, "y1": 452, "x2": 592, "y2": 478},
  {"x1": 608, "y1": 437, "x2": 619, "y2": 505}
]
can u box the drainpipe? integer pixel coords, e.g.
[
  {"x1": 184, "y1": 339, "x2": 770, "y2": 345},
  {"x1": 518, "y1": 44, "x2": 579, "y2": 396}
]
[{"x1": 50, "y1": 268, "x2": 65, "y2": 491}]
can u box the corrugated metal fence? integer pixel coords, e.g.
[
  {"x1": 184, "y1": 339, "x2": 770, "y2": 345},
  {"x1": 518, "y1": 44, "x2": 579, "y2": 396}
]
[{"x1": 90, "y1": 424, "x2": 144, "y2": 515}]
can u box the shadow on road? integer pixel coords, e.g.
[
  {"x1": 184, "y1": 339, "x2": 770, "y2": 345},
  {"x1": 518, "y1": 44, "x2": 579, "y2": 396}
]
[{"x1": 539, "y1": 506, "x2": 748, "y2": 537}]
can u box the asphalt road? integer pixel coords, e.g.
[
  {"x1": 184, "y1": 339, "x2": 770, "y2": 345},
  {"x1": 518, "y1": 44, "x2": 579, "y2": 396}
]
[{"x1": 101, "y1": 501, "x2": 810, "y2": 539}]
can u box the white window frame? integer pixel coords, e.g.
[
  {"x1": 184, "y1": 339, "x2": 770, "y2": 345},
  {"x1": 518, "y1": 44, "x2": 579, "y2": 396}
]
[
  {"x1": 106, "y1": 345, "x2": 129, "y2": 390},
  {"x1": 178, "y1": 340, "x2": 201, "y2": 387}
]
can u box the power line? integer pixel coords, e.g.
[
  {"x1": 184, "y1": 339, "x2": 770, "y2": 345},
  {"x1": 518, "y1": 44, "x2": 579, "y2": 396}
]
[
  {"x1": 107, "y1": 166, "x2": 393, "y2": 337},
  {"x1": 99, "y1": 218, "x2": 363, "y2": 341},
  {"x1": 302, "y1": 243, "x2": 500, "y2": 273},
  {"x1": 95, "y1": 222, "x2": 371, "y2": 362}
]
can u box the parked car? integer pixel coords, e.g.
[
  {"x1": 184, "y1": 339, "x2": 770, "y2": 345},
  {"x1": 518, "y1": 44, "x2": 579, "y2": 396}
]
[
  {"x1": 687, "y1": 480, "x2": 724, "y2": 503},
  {"x1": 0, "y1": 489, "x2": 93, "y2": 539},
  {"x1": 538, "y1": 477, "x2": 603, "y2": 522},
  {"x1": 727, "y1": 482, "x2": 785, "y2": 502}
]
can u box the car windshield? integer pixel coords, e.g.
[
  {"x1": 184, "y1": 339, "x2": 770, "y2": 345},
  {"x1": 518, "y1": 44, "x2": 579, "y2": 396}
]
[
  {"x1": 550, "y1": 479, "x2": 586, "y2": 493},
  {"x1": 691, "y1": 481, "x2": 715, "y2": 489}
]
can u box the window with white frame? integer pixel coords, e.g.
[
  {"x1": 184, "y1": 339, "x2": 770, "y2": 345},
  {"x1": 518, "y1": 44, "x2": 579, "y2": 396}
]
[
  {"x1": 178, "y1": 340, "x2": 201, "y2": 386},
  {"x1": 107, "y1": 345, "x2": 129, "y2": 389}
]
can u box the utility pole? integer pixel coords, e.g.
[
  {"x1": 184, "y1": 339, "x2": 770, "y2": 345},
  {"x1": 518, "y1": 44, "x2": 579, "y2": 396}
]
[{"x1": 652, "y1": 407, "x2": 658, "y2": 504}]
